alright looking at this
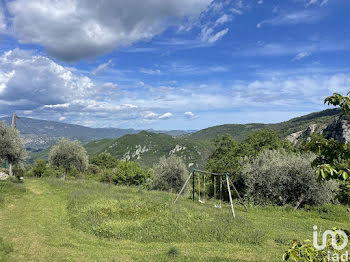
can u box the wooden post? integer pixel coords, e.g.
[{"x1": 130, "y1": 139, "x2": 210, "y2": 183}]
[
  {"x1": 11, "y1": 112, "x2": 16, "y2": 129},
  {"x1": 226, "y1": 175, "x2": 235, "y2": 218},
  {"x1": 9, "y1": 113, "x2": 16, "y2": 176},
  {"x1": 174, "y1": 171, "x2": 193, "y2": 204},
  {"x1": 228, "y1": 177, "x2": 248, "y2": 212}
]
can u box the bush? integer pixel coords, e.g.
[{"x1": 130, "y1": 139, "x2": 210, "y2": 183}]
[
  {"x1": 29, "y1": 159, "x2": 48, "y2": 177},
  {"x1": 41, "y1": 166, "x2": 63, "y2": 178},
  {"x1": 100, "y1": 161, "x2": 151, "y2": 186},
  {"x1": 13, "y1": 164, "x2": 26, "y2": 179},
  {"x1": 86, "y1": 164, "x2": 100, "y2": 175},
  {"x1": 90, "y1": 153, "x2": 119, "y2": 169},
  {"x1": 242, "y1": 149, "x2": 338, "y2": 207},
  {"x1": 167, "y1": 247, "x2": 180, "y2": 257},
  {"x1": 152, "y1": 155, "x2": 188, "y2": 193}
]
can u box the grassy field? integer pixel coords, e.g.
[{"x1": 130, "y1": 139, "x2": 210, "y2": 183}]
[{"x1": 0, "y1": 178, "x2": 350, "y2": 261}]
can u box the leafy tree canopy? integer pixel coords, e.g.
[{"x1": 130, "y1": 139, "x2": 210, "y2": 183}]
[
  {"x1": 243, "y1": 130, "x2": 293, "y2": 157},
  {"x1": 303, "y1": 91, "x2": 350, "y2": 181},
  {"x1": 206, "y1": 134, "x2": 243, "y2": 174},
  {"x1": 0, "y1": 122, "x2": 26, "y2": 165},
  {"x1": 206, "y1": 130, "x2": 293, "y2": 175},
  {"x1": 49, "y1": 139, "x2": 88, "y2": 177},
  {"x1": 152, "y1": 155, "x2": 188, "y2": 193}
]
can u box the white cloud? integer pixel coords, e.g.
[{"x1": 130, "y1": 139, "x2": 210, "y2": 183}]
[
  {"x1": 144, "y1": 111, "x2": 159, "y2": 120},
  {"x1": 0, "y1": 6, "x2": 6, "y2": 33},
  {"x1": 233, "y1": 40, "x2": 348, "y2": 57},
  {"x1": 140, "y1": 69, "x2": 162, "y2": 75},
  {"x1": 231, "y1": 73, "x2": 350, "y2": 108},
  {"x1": 0, "y1": 49, "x2": 94, "y2": 109},
  {"x1": 257, "y1": 10, "x2": 323, "y2": 28},
  {"x1": 230, "y1": 8, "x2": 242, "y2": 15},
  {"x1": 215, "y1": 14, "x2": 231, "y2": 26},
  {"x1": 306, "y1": 0, "x2": 328, "y2": 6},
  {"x1": 159, "y1": 112, "x2": 173, "y2": 119},
  {"x1": 291, "y1": 52, "x2": 311, "y2": 61},
  {"x1": 184, "y1": 111, "x2": 198, "y2": 120},
  {"x1": 91, "y1": 60, "x2": 113, "y2": 76},
  {"x1": 7, "y1": 0, "x2": 212, "y2": 61},
  {"x1": 200, "y1": 27, "x2": 229, "y2": 44}
]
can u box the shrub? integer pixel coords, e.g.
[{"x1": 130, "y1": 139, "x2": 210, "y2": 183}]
[
  {"x1": 29, "y1": 159, "x2": 48, "y2": 177},
  {"x1": 100, "y1": 161, "x2": 151, "y2": 186},
  {"x1": 13, "y1": 164, "x2": 26, "y2": 179},
  {"x1": 152, "y1": 155, "x2": 188, "y2": 193},
  {"x1": 90, "y1": 153, "x2": 118, "y2": 169},
  {"x1": 242, "y1": 149, "x2": 338, "y2": 207},
  {"x1": 41, "y1": 166, "x2": 63, "y2": 178},
  {"x1": 86, "y1": 164, "x2": 100, "y2": 175},
  {"x1": 167, "y1": 247, "x2": 180, "y2": 257}
]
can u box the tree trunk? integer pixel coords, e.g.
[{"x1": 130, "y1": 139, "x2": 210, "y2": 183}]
[
  {"x1": 294, "y1": 194, "x2": 305, "y2": 211},
  {"x1": 9, "y1": 163, "x2": 13, "y2": 176}
]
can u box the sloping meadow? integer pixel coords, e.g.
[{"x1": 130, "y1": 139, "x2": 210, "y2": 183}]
[{"x1": 58, "y1": 179, "x2": 265, "y2": 245}]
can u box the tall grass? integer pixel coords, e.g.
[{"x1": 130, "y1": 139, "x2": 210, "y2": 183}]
[{"x1": 48, "y1": 179, "x2": 267, "y2": 245}]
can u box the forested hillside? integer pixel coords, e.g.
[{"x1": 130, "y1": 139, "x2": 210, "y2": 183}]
[
  {"x1": 84, "y1": 131, "x2": 212, "y2": 168},
  {"x1": 82, "y1": 108, "x2": 344, "y2": 167},
  {"x1": 188, "y1": 108, "x2": 341, "y2": 142}
]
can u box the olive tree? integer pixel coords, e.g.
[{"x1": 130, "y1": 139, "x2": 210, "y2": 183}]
[
  {"x1": 0, "y1": 122, "x2": 26, "y2": 176},
  {"x1": 49, "y1": 139, "x2": 88, "y2": 179},
  {"x1": 242, "y1": 149, "x2": 338, "y2": 207},
  {"x1": 152, "y1": 155, "x2": 188, "y2": 193}
]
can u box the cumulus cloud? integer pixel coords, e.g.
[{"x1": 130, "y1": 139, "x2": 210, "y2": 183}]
[
  {"x1": 7, "y1": 0, "x2": 212, "y2": 61},
  {"x1": 0, "y1": 49, "x2": 94, "y2": 110},
  {"x1": 291, "y1": 52, "x2": 311, "y2": 61},
  {"x1": 257, "y1": 10, "x2": 323, "y2": 28},
  {"x1": 0, "y1": 49, "x2": 143, "y2": 124},
  {"x1": 159, "y1": 112, "x2": 173, "y2": 119},
  {"x1": 184, "y1": 111, "x2": 198, "y2": 120}
]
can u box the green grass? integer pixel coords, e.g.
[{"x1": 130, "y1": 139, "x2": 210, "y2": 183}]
[{"x1": 0, "y1": 178, "x2": 350, "y2": 261}]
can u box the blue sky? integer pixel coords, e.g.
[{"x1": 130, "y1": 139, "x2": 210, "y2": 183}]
[{"x1": 0, "y1": 0, "x2": 349, "y2": 130}]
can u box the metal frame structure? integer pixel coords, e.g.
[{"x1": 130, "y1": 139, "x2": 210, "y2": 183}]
[{"x1": 174, "y1": 169, "x2": 248, "y2": 218}]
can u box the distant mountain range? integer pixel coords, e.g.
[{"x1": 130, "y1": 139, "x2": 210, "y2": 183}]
[
  {"x1": 24, "y1": 108, "x2": 350, "y2": 168},
  {"x1": 0, "y1": 116, "x2": 193, "y2": 151}
]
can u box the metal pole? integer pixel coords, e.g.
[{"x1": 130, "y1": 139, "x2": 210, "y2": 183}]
[
  {"x1": 226, "y1": 175, "x2": 236, "y2": 218},
  {"x1": 228, "y1": 177, "x2": 248, "y2": 212},
  {"x1": 192, "y1": 170, "x2": 195, "y2": 201},
  {"x1": 174, "y1": 171, "x2": 193, "y2": 204}
]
